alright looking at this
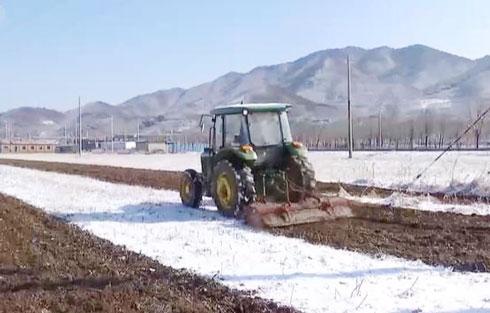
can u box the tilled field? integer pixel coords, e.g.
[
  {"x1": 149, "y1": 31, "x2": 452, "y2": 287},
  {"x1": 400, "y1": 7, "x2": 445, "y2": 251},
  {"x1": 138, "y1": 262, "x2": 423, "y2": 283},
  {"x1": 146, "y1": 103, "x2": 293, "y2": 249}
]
[
  {"x1": 0, "y1": 158, "x2": 489, "y2": 272},
  {"x1": 272, "y1": 202, "x2": 490, "y2": 272},
  {"x1": 0, "y1": 193, "x2": 298, "y2": 313}
]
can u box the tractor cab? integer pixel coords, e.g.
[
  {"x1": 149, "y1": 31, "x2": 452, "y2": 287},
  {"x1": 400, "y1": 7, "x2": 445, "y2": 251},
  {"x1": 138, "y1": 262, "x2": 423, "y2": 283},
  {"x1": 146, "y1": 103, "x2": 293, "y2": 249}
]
[
  {"x1": 203, "y1": 103, "x2": 295, "y2": 169},
  {"x1": 211, "y1": 103, "x2": 293, "y2": 148}
]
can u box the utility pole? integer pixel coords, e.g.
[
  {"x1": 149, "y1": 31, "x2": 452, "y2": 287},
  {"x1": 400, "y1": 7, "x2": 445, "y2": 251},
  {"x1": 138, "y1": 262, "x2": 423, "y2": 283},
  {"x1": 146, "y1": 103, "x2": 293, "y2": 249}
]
[
  {"x1": 78, "y1": 96, "x2": 82, "y2": 156},
  {"x1": 137, "y1": 119, "x2": 140, "y2": 141},
  {"x1": 377, "y1": 109, "x2": 382, "y2": 148},
  {"x1": 111, "y1": 115, "x2": 114, "y2": 153},
  {"x1": 64, "y1": 124, "x2": 67, "y2": 144},
  {"x1": 347, "y1": 55, "x2": 353, "y2": 158}
]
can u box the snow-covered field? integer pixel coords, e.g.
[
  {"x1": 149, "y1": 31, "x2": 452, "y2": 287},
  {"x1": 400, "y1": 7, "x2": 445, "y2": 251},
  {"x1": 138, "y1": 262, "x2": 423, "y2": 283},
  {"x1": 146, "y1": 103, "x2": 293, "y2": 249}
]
[
  {"x1": 310, "y1": 151, "x2": 490, "y2": 197},
  {"x1": 0, "y1": 165, "x2": 489, "y2": 313},
  {"x1": 2, "y1": 150, "x2": 489, "y2": 196},
  {"x1": 348, "y1": 192, "x2": 490, "y2": 216},
  {"x1": 0, "y1": 152, "x2": 198, "y2": 172}
]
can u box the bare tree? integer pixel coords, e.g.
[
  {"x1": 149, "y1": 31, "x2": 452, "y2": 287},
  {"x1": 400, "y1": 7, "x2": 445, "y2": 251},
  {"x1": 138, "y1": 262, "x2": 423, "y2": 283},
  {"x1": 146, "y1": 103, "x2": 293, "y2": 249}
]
[
  {"x1": 422, "y1": 110, "x2": 433, "y2": 149},
  {"x1": 409, "y1": 120, "x2": 415, "y2": 150},
  {"x1": 474, "y1": 107, "x2": 486, "y2": 149},
  {"x1": 467, "y1": 104, "x2": 487, "y2": 149},
  {"x1": 438, "y1": 117, "x2": 447, "y2": 149}
]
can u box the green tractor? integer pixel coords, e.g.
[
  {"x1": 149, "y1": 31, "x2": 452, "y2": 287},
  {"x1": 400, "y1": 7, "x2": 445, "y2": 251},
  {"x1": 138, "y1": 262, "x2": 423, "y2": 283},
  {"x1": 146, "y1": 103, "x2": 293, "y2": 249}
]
[{"x1": 180, "y1": 103, "x2": 330, "y2": 227}]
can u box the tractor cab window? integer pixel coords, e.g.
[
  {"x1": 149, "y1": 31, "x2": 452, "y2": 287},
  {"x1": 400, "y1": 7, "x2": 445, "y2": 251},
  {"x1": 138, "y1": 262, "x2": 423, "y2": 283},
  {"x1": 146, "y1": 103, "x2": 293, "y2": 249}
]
[
  {"x1": 247, "y1": 112, "x2": 283, "y2": 146},
  {"x1": 280, "y1": 111, "x2": 293, "y2": 142},
  {"x1": 224, "y1": 114, "x2": 249, "y2": 146},
  {"x1": 214, "y1": 115, "x2": 223, "y2": 149}
]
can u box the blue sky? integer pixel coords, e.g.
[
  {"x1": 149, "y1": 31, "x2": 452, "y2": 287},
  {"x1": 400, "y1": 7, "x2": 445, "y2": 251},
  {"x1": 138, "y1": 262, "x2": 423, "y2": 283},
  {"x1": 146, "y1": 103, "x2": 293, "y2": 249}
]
[{"x1": 0, "y1": 0, "x2": 489, "y2": 111}]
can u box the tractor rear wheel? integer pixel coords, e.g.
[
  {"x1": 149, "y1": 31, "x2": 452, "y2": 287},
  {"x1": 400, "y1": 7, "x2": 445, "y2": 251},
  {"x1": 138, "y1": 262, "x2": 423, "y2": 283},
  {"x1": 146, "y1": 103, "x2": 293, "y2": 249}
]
[
  {"x1": 212, "y1": 160, "x2": 240, "y2": 217},
  {"x1": 211, "y1": 160, "x2": 256, "y2": 217},
  {"x1": 179, "y1": 169, "x2": 203, "y2": 208},
  {"x1": 239, "y1": 166, "x2": 256, "y2": 205},
  {"x1": 286, "y1": 155, "x2": 316, "y2": 202}
]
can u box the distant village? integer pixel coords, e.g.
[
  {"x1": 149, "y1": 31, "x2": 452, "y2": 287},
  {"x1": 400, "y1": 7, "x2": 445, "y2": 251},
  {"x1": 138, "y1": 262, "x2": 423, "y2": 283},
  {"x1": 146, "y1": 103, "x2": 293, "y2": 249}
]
[{"x1": 0, "y1": 135, "x2": 205, "y2": 154}]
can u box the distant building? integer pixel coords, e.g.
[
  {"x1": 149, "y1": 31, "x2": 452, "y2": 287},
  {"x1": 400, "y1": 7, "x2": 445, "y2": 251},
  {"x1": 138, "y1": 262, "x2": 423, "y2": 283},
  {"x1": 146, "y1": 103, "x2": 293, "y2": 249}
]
[
  {"x1": 95, "y1": 140, "x2": 136, "y2": 152},
  {"x1": 0, "y1": 139, "x2": 57, "y2": 154},
  {"x1": 55, "y1": 145, "x2": 77, "y2": 153},
  {"x1": 82, "y1": 139, "x2": 97, "y2": 151},
  {"x1": 135, "y1": 141, "x2": 169, "y2": 153},
  {"x1": 98, "y1": 141, "x2": 126, "y2": 152},
  {"x1": 125, "y1": 141, "x2": 136, "y2": 150},
  {"x1": 147, "y1": 142, "x2": 168, "y2": 153}
]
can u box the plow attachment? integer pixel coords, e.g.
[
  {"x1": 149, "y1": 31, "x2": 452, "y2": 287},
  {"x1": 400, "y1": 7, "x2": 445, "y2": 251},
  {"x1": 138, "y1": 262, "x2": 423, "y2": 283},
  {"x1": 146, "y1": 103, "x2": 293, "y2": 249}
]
[{"x1": 244, "y1": 197, "x2": 354, "y2": 228}]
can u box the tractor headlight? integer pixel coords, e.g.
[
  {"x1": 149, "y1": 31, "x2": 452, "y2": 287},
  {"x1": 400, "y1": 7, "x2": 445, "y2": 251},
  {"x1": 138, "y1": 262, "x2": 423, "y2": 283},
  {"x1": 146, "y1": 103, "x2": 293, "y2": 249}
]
[
  {"x1": 290, "y1": 141, "x2": 307, "y2": 157},
  {"x1": 240, "y1": 144, "x2": 254, "y2": 153},
  {"x1": 292, "y1": 141, "x2": 303, "y2": 148}
]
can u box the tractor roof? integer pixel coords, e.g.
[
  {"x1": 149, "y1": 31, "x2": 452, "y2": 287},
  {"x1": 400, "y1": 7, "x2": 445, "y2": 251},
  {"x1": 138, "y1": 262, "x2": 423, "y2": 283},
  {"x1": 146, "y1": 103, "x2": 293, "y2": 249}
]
[{"x1": 211, "y1": 103, "x2": 292, "y2": 115}]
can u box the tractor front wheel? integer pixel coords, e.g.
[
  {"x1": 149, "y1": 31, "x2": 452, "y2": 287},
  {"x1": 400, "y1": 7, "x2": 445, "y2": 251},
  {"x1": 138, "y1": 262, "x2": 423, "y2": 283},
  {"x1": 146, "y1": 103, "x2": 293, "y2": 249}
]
[{"x1": 180, "y1": 169, "x2": 203, "y2": 208}]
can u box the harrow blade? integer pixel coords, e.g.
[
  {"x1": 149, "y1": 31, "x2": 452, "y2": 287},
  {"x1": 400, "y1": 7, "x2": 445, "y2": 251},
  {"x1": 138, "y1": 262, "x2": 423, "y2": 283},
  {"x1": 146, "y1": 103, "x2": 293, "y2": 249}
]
[{"x1": 244, "y1": 197, "x2": 354, "y2": 228}]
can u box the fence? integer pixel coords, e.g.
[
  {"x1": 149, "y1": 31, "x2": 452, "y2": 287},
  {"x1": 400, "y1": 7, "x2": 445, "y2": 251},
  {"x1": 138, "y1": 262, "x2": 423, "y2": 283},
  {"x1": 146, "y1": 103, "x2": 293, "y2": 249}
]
[
  {"x1": 165, "y1": 140, "x2": 490, "y2": 153},
  {"x1": 167, "y1": 142, "x2": 207, "y2": 153}
]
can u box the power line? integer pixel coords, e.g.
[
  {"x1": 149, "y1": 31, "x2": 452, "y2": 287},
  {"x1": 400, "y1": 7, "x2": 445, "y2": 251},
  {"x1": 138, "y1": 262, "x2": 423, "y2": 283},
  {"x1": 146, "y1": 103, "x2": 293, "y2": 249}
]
[{"x1": 413, "y1": 104, "x2": 490, "y2": 181}]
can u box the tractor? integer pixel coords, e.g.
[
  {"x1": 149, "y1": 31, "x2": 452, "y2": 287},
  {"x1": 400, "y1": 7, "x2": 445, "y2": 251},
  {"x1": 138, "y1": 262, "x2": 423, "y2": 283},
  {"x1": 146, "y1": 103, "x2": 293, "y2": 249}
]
[{"x1": 179, "y1": 103, "x2": 343, "y2": 228}]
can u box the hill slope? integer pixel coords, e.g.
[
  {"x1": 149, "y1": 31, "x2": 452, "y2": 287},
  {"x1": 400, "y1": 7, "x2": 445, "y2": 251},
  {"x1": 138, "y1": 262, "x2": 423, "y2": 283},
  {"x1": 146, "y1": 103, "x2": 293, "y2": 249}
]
[{"x1": 1, "y1": 44, "x2": 489, "y2": 138}]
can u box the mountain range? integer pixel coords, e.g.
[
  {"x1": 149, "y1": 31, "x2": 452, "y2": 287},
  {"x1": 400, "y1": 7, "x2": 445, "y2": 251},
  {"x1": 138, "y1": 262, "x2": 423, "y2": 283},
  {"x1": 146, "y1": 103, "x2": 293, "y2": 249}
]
[{"x1": 1, "y1": 44, "x2": 490, "y2": 138}]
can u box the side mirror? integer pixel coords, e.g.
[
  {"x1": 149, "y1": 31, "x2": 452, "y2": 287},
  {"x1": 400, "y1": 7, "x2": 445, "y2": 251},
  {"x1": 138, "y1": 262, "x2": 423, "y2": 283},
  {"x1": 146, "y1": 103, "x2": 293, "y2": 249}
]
[{"x1": 199, "y1": 114, "x2": 212, "y2": 133}]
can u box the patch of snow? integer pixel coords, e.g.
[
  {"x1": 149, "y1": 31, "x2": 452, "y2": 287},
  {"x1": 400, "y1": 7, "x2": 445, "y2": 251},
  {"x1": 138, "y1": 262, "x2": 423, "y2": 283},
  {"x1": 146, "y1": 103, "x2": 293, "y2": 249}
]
[
  {"x1": 2, "y1": 150, "x2": 489, "y2": 198},
  {"x1": 42, "y1": 120, "x2": 55, "y2": 125},
  {"x1": 349, "y1": 192, "x2": 490, "y2": 216},
  {"x1": 0, "y1": 165, "x2": 489, "y2": 313},
  {"x1": 0, "y1": 152, "x2": 201, "y2": 172},
  {"x1": 308, "y1": 151, "x2": 490, "y2": 197}
]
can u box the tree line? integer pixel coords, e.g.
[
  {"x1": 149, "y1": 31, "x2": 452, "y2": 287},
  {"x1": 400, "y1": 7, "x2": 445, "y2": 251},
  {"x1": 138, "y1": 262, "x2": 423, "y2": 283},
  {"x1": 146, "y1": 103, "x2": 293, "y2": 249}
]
[{"x1": 294, "y1": 108, "x2": 489, "y2": 151}]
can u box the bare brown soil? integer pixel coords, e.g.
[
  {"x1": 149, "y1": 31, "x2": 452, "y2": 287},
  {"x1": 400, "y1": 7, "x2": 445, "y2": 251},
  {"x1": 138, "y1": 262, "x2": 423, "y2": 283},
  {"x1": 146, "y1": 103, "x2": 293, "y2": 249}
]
[
  {"x1": 0, "y1": 158, "x2": 181, "y2": 191},
  {"x1": 0, "y1": 158, "x2": 489, "y2": 272},
  {"x1": 272, "y1": 202, "x2": 490, "y2": 272},
  {"x1": 0, "y1": 194, "x2": 298, "y2": 313}
]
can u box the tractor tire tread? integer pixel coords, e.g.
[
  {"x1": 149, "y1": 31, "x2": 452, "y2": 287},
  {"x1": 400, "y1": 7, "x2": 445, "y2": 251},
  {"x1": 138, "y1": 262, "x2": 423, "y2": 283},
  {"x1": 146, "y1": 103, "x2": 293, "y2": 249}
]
[
  {"x1": 211, "y1": 160, "x2": 242, "y2": 217},
  {"x1": 287, "y1": 155, "x2": 316, "y2": 201},
  {"x1": 212, "y1": 160, "x2": 256, "y2": 218},
  {"x1": 181, "y1": 169, "x2": 203, "y2": 208}
]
